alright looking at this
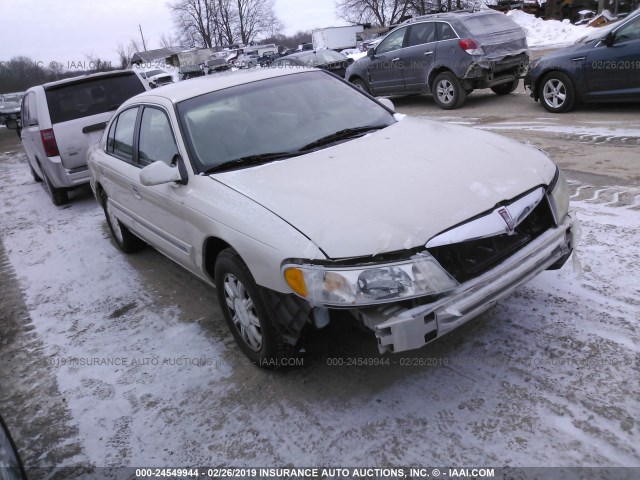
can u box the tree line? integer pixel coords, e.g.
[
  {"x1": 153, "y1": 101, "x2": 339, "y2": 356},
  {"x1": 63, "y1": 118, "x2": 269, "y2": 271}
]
[
  {"x1": 336, "y1": 0, "x2": 482, "y2": 26},
  {"x1": 169, "y1": 0, "x2": 283, "y2": 48}
]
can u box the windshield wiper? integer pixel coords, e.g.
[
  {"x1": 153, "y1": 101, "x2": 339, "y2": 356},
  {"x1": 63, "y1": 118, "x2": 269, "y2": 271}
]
[
  {"x1": 299, "y1": 125, "x2": 388, "y2": 151},
  {"x1": 202, "y1": 151, "x2": 301, "y2": 174}
]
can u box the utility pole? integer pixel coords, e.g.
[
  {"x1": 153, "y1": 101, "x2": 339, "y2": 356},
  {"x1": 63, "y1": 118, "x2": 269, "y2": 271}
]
[{"x1": 139, "y1": 24, "x2": 148, "y2": 51}]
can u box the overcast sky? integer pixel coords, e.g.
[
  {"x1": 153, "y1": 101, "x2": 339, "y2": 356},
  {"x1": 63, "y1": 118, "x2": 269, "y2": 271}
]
[{"x1": 0, "y1": 0, "x2": 344, "y2": 68}]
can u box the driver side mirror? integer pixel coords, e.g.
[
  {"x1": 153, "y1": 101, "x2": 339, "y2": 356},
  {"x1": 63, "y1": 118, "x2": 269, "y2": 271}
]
[
  {"x1": 140, "y1": 156, "x2": 188, "y2": 186},
  {"x1": 367, "y1": 48, "x2": 375, "y2": 58},
  {"x1": 603, "y1": 32, "x2": 615, "y2": 47}
]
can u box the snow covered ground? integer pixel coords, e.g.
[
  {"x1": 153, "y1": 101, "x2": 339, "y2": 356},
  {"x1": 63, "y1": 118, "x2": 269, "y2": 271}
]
[{"x1": 0, "y1": 135, "x2": 639, "y2": 468}]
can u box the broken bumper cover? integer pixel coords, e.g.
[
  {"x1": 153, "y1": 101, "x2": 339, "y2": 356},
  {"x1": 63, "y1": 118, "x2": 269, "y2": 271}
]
[{"x1": 358, "y1": 214, "x2": 575, "y2": 354}]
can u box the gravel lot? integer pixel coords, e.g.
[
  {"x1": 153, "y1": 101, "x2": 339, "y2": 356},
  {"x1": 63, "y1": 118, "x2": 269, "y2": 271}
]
[{"x1": 0, "y1": 88, "x2": 639, "y2": 475}]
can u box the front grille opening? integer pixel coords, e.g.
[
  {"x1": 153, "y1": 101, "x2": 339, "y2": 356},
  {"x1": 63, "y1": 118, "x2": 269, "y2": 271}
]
[{"x1": 428, "y1": 197, "x2": 555, "y2": 283}]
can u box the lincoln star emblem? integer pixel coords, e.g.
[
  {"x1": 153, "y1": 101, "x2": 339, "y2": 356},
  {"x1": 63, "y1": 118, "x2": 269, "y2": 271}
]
[{"x1": 498, "y1": 207, "x2": 516, "y2": 234}]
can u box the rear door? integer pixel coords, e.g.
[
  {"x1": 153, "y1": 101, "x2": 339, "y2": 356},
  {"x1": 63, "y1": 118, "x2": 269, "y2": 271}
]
[
  {"x1": 367, "y1": 26, "x2": 409, "y2": 95},
  {"x1": 45, "y1": 73, "x2": 146, "y2": 171},
  {"x1": 402, "y1": 22, "x2": 438, "y2": 92}
]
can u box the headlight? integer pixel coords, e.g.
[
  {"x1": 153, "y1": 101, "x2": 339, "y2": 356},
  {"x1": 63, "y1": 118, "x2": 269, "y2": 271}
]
[
  {"x1": 283, "y1": 252, "x2": 459, "y2": 306},
  {"x1": 548, "y1": 167, "x2": 570, "y2": 225}
]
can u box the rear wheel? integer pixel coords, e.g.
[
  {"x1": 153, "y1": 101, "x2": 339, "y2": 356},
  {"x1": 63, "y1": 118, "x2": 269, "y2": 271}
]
[
  {"x1": 100, "y1": 189, "x2": 145, "y2": 253},
  {"x1": 540, "y1": 71, "x2": 576, "y2": 113},
  {"x1": 491, "y1": 78, "x2": 519, "y2": 95},
  {"x1": 432, "y1": 72, "x2": 466, "y2": 110},
  {"x1": 214, "y1": 248, "x2": 297, "y2": 368},
  {"x1": 351, "y1": 78, "x2": 370, "y2": 94},
  {"x1": 40, "y1": 167, "x2": 68, "y2": 206}
]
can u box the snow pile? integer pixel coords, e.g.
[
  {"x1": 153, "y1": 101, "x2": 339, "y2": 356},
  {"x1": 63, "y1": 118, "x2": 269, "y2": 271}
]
[{"x1": 507, "y1": 10, "x2": 590, "y2": 48}]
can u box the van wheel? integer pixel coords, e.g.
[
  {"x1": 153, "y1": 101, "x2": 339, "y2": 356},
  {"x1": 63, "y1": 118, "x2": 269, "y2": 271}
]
[
  {"x1": 100, "y1": 190, "x2": 145, "y2": 253},
  {"x1": 29, "y1": 164, "x2": 42, "y2": 183},
  {"x1": 41, "y1": 168, "x2": 68, "y2": 206},
  {"x1": 214, "y1": 248, "x2": 296, "y2": 368},
  {"x1": 432, "y1": 72, "x2": 466, "y2": 110},
  {"x1": 351, "y1": 78, "x2": 371, "y2": 94},
  {"x1": 491, "y1": 79, "x2": 519, "y2": 95}
]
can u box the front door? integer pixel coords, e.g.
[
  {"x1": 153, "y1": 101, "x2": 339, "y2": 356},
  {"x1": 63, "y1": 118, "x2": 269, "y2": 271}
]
[{"x1": 367, "y1": 26, "x2": 409, "y2": 95}]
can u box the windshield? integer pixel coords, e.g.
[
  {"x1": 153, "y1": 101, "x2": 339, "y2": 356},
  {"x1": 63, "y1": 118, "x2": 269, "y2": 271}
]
[{"x1": 177, "y1": 71, "x2": 395, "y2": 173}]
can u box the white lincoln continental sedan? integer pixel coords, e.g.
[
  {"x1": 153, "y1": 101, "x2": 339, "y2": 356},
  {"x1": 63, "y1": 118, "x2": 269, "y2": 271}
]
[{"x1": 88, "y1": 67, "x2": 576, "y2": 366}]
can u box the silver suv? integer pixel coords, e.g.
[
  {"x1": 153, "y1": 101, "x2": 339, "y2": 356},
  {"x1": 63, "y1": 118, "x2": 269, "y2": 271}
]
[
  {"x1": 12, "y1": 71, "x2": 147, "y2": 205},
  {"x1": 346, "y1": 10, "x2": 529, "y2": 109}
]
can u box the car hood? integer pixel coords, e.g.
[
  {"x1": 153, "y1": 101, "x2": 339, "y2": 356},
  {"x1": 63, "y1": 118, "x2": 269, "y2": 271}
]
[{"x1": 212, "y1": 117, "x2": 556, "y2": 259}]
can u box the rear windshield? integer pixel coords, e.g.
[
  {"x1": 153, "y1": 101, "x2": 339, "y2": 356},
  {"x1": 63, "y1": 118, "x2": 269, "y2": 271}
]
[
  {"x1": 45, "y1": 74, "x2": 145, "y2": 124},
  {"x1": 463, "y1": 13, "x2": 520, "y2": 35}
]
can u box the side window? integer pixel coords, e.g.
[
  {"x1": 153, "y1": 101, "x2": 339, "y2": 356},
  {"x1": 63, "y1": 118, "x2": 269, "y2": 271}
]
[
  {"x1": 106, "y1": 117, "x2": 118, "y2": 153},
  {"x1": 614, "y1": 17, "x2": 640, "y2": 43},
  {"x1": 376, "y1": 27, "x2": 407, "y2": 54},
  {"x1": 408, "y1": 23, "x2": 436, "y2": 47},
  {"x1": 21, "y1": 95, "x2": 30, "y2": 125},
  {"x1": 138, "y1": 107, "x2": 179, "y2": 166},
  {"x1": 27, "y1": 93, "x2": 38, "y2": 126},
  {"x1": 112, "y1": 107, "x2": 138, "y2": 162},
  {"x1": 436, "y1": 22, "x2": 458, "y2": 41}
]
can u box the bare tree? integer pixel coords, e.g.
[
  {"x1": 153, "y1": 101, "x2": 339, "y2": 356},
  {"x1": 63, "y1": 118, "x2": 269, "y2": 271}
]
[
  {"x1": 214, "y1": 0, "x2": 237, "y2": 45},
  {"x1": 159, "y1": 33, "x2": 177, "y2": 48},
  {"x1": 169, "y1": 0, "x2": 217, "y2": 48},
  {"x1": 336, "y1": 0, "x2": 411, "y2": 26},
  {"x1": 235, "y1": 0, "x2": 281, "y2": 45}
]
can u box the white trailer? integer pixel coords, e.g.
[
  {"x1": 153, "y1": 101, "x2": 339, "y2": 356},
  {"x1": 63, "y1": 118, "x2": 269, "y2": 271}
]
[{"x1": 312, "y1": 25, "x2": 364, "y2": 51}]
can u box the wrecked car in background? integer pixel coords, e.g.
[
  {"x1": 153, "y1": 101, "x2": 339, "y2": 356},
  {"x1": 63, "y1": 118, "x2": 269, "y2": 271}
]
[
  {"x1": 88, "y1": 68, "x2": 575, "y2": 367},
  {"x1": 0, "y1": 92, "x2": 24, "y2": 126},
  {"x1": 346, "y1": 10, "x2": 529, "y2": 109}
]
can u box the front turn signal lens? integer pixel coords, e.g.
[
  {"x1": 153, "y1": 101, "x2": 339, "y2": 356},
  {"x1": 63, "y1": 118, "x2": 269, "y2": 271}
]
[{"x1": 284, "y1": 267, "x2": 307, "y2": 297}]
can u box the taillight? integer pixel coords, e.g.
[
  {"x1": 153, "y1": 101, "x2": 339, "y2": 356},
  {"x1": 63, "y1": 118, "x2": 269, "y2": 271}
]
[
  {"x1": 459, "y1": 38, "x2": 483, "y2": 55},
  {"x1": 40, "y1": 129, "x2": 60, "y2": 157}
]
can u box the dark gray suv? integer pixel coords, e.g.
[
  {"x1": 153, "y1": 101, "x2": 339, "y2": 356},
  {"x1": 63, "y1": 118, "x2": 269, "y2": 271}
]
[{"x1": 345, "y1": 11, "x2": 529, "y2": 109}]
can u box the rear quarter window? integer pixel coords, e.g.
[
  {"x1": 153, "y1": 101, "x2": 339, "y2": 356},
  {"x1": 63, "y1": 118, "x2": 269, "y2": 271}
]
[{"x1": 45, "y1": 74, "x2": 145, "y2": 124}]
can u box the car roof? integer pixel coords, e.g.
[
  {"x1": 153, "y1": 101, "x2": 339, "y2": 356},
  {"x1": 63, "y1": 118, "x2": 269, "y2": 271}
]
[
  {"x1": 40, "y1": 70, "x2": 138, "y2": 90},
  {"x1": 124, "y1": 66, "x2": 313, "y2": 104}
]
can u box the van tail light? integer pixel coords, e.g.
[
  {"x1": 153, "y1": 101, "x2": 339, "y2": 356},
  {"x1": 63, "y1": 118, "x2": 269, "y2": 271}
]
[
  {"x1": 459, "y1": 39, "x2": 483, "y2": 55},
  {"x1": 40, "y1": 129, "x2": 60, "y2": 157}
]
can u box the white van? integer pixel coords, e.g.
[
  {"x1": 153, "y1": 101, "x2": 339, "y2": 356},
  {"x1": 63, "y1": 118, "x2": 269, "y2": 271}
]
[{"x1": 16, "y1": 70, "x2": 147, "y2": 205}]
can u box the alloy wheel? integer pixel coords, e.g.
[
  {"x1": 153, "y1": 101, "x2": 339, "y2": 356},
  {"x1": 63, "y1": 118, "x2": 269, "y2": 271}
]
[{"x1": 223, "y1": 273, "x2": 263, "y2": 351}]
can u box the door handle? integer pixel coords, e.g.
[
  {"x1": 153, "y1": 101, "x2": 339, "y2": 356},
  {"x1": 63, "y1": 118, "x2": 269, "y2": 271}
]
[
  {"x1": 424, "y1": 51, "x2": 434, "y2": 56},
  {"x1": 132, "y1": 185, "x2": 142, "y2": 200},
  {"x1": 391, "y1": 57, "x2": 400, "y2": 62}
]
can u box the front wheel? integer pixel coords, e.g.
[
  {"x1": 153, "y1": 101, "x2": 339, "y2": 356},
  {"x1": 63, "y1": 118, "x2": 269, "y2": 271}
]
[
  {"x1": 540, "y1": 71, "x2": 576, "y2": 113},
  {"x1": 432, "y1": 72, "x2": 466, "y2": 110},
  {"x1": 100, "y1": 190, "x2": 145, "y2": 253},
  {"x1": 351, "y1": 78, "x2": 371, "y2": 94},
  {"x1": 214, "y1": 248, "x2": 296, "y2": 367},
  {"x1": 491, "y1": 79, "x2": 519, "y2": 95}
]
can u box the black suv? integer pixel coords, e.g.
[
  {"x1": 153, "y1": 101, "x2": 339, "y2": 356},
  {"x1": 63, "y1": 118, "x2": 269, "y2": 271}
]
[{"x1": 345, "y1": 10, "x2": 529, "y2": 109}]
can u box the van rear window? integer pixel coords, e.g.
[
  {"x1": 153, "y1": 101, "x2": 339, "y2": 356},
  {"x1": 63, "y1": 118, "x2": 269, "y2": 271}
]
[{"x1": 45, "y1": 74, "x2": 145, "y2": 124}]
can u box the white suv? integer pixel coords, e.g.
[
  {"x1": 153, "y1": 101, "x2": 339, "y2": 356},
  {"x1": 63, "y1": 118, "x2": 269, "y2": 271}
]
[{"x1": 14, "y1": 70, "x2": 147, "y2": 205}]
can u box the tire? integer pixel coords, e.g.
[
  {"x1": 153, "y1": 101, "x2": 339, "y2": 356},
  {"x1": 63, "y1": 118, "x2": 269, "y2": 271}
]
[
  {"x1": 351, "y1": 78, "x2": 371, "y2": 94},
  {"x1": 100, "y1": 189, "x2": 145, "y2": 253},
  {"x1": 491, "y1": 78, "x2": 519, "y2": 95},
  {"x1": 29, "y1": 164, "x2": 42, "y2": 183},
  {"x1": 214, "y1": 248, "x2": 297, "y2": 368},
  {"x1": 432, "y1": 71, "x2": 466, "y2": 110},
  {"x1": 41, "y1": 167, "x2": 68, "y2": 206},
  {"x1": 540, "y1": 71, "x2": 576, "y2": 113}
]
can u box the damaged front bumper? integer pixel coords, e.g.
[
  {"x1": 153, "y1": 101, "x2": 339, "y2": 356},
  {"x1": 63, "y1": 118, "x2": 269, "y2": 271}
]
[{"x1": 354, "y1": 214, "x2": 576, "y2": 354}]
